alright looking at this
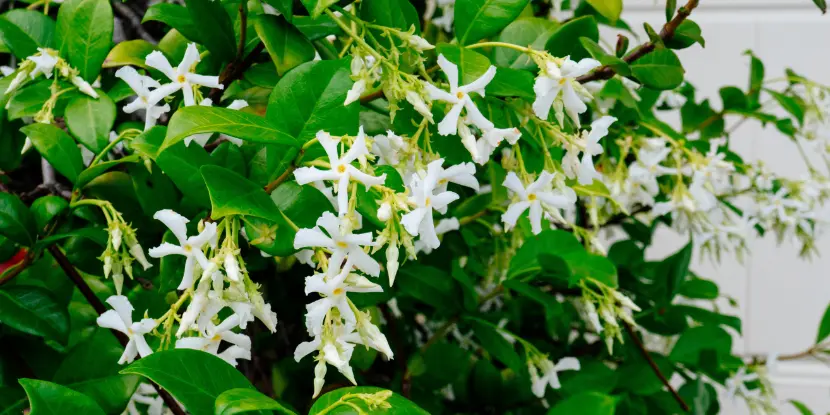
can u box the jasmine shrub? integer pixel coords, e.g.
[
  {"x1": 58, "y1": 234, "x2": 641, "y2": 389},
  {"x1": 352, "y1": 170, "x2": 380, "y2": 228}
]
[{"x1": 1, "y1": 0, "x2": 830, "y2": 414}]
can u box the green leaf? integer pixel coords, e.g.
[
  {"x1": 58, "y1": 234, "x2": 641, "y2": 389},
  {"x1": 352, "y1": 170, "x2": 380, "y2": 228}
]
[
  {"x1": 746, "y1": 50, "x2": 765, "y2": 108},
  {"x1": 65, "y1": 93, "x2": 115, "y2": 153},
  {"x1": 508, "y1": 229, "x2": 582, "y2": 279},
  {"x1": 0, "y1": 192, "x2": 37, "y2": 246},
  {"x1": 299, "y1": 0, "x2": 338, "y2": 18},
  {"x1": 766, "y1": 89, "x2": 805, "y2": 125},
  {"x1": 630, "y1": 48, "x2": 685, "y2": 90},
  {"x1": 309, "y1": 386, "x2": 429, "y2": 415},
  {"x1": 76, "y1": 154, "x2": 141, "y2": 189},
  {"x1": 468, "y1": 318, "x2": 523, "y2": 373},
  {"x1": 0, "y1": 10, "x2": 55, "y2": 59},
  {"x1": 669, "y1": 325, "x2": 732, "y2": 366},
  {"x1": 360, "y1": 0, "x2": 420, "y2": 33},
  {"x1": 201, "y1": 165, "x2": 284, "y2": 222},
  {"x1": 790, "y1": 400, "x2": 815, "y2": 415},
  {"x1": 21, "y1": 123, "x2": 85, "y2": 183},
  {"x1": 254, "y1": 14, "x2": 316, "y2": 77},
  {"x1": 719, "y1": 86, "x2": 747, "y2": 111},
  {"x1": 55, "y1": 0, "x2": 113, "y2": 81},
  {"x1": 665, "y1": 0, "x2": 677, "y2": 21},
  {"x1": 30, "y1": 195, "x2": 68, "y2": 233},
  {"x1": 163, "y1": 106, "x2": 299, "y2": 151},
  {"x1": 454, "y1": 0, "x2": 531, "y2": 45},
  {"x1": 547, "y1": 392, "x2": 616, "y2": 415},
  {"x1": 812, "y1": 0, "x2": 827, "y2": 14},
  {"x1": 184, "y1": 0, "x2": 236, "y2": 62},
  {"x1": 667, "y1": 20, "x2": 705, "y2": 49},
  {"x1": 214, "y1": 388, "x2": 298, "y2": 415},
  {"x1": 679, "y1": 278, "x2": 719, "y2": 300},
  {"x1": 267, "y1": 59, "x2": 358, "y2": 143},
  {"x1": 816, "y1": 302, "x2": 830, "y2": 344},
  {"x1": 495, "y1": 17, "x2": 558, "y2": 70},
  {"x1": 19, "y1": 379, "x2": 106, "y2": 415},
  {"x1": 142, "y1": 3, "x2": 202, "y2": 43},
  {"x1": 6, "y1": 80, "x2": 50, "y2": 120},
  {"x1": 102, "y1": 40, "x2": 157, "y2": 69},
  {"x1": 657, "y1": 241, "x2": 693, "y2": 301},
  {"x1": 0, "y1": 286, "x2": 69, "y2": 344},
  {"x1": 121, "y1": 349, "x2": 255, "y2": 415},
  {"x1": 397, "y1": 265, "x2": 459, "y2": 311},
  {"x1": 545, "y1": 16, "x2": 599, "y2": 61},
  {"x1": 585, "y1": 0, "x2": 622, "y2": 23}
]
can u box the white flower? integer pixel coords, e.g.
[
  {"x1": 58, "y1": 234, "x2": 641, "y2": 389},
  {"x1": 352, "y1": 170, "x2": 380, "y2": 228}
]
[
  {"x1": 344, "y1": 55, "x2": 379, "y2": 106},
  {"x1": 656, "y1": 89, "x2": 687, "y2": 109},
  {"x1": 529, "y1": 357, "x2": 580, "y2": 397},
  {"x1": 406, "y1": 91, "x2": 434, "y2": 122},
  {"x1": 532, "y1": 57, "x2": 600, "y2": 127},
  {"x1": 629, "y1": 139, "x2": 676, "y2": 195},
  {"x1": 70, "y1": 75, "x2": 98, "y2": 98},
  {"x1": 96, "y1": 295, "x2": 157, "y2": 364},
  {"x1": 293, "y1": 129, "x2": 386, "y2": 215},
  {"x1": 28, "y1": 48, "x2": 60, "y2": 79},
  {"x1": 148, "y1": 210, "x2": 218, "y2": 290},
  {"x1": 760, "y1": 188, "x2": 805, "y2": 225},
  {"x1": 408, "y1": 34, "x2": 434, "y2": 51},
  {"x1": 115, "y1": 66, "x2": 170, "y2": 130},
  {"x1": 502, "y1": 171, "x2": 575, "y2": 235},
  {"x1": 413, "y1": 218, "x2": 459, "y2": 255},
  {"x1": 372, "y1": 130, "x2": 406, "y2": 166},
  {"x1": 294, "y1": 211, "x2": 380, "y2": 277},
  {"x1": 354, "y1": 311, "x2": 394, "y2": 359},
  {"x1": 0, "y1": 66, "x2": 13, "y2": 76},
  {"x1": 425, "y1": 54, "x2": 496, "y2": 135},
  {"x1": 176, "y1": 310, "x2": 252, "y2": 367},
  {"x1": 434, "y1": 160, "x2": 479, "y2": 193},
  {"x1": 294, "y1": 327, "x2": 357, "y2": 397},
  {"x1": 345, "y1": 79, "x2": 366, "y2": 106},
  {"x1": 474, "y1": 126, "x2": 522, "y2": 165},
  {"x1": 145, "y1": 43, "x2": 222, "y2": 107},
  {"x1": 725, "y1": 367, "x2": 761, "y2": 400},
  {"x1": 563, "y1": 116, "x2": 616, "y2": 185},
  {"x1": 401, "y1": 159, "x2": 461, "y2": 250},
  {"x1": 304, "y1": 258, "x2": 382, "y2": 335},
  {"x1": 124, "y1": 384, "x2": 164, "y2": 415},
  {"x1": 430, "y1": 0, "x2": 455, "y2": 32}
]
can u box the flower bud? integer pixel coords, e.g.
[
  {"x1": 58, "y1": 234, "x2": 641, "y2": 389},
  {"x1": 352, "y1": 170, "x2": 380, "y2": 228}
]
[
  {"x1": 377, "y1": 202, "x2": 392, "y2": 222},
  {"x1": 386, "y1": 244, "x2": 399, "y2": 286}
]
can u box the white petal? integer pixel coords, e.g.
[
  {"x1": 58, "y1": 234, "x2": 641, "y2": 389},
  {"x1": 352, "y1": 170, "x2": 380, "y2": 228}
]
[
  {"x1": 145, "y1": 51, "x2": 176, "y2": 81},
  {"x1": 153, "y1": 209, "x2": 190, "y2": 243},
  {"x1": 293, "y1": 167, "x2": 340, "y2": 185},
  {"x1": 294, "y1": 228, "x2": 335, "y2": 250},
  {"x1": 459, "y1": 66, "x2": 496, "y2": 96},
  {"x1": 437, "y1": 102, "x2": 464, "y2": 136},
  {"x1": 437, "y1": 54, "x2": 459, "y2": 91},
  {"x1": 106, "y1": 295, "x2": 135, "y2": 326},
  {"x1": 178, "y1": 43, "x2": 201, "y2": 74},
  {"x1": 502, "y1": 201, "x2": 531, "y2": 230},
  {"x1": 97, "y1": 310, "x2": 128, "y2": 334}
]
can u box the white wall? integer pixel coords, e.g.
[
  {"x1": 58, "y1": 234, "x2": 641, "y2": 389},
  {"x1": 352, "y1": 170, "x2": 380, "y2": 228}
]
[{"x1": 618, "y1": 1, "x2": 830, "y2": 413}]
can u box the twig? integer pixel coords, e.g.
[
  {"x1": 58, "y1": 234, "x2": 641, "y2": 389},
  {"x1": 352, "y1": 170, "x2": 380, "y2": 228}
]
[
  {"x1": 47, "y1": 246, "x2": 187, "y2": 415},
  {"x1": 112, "y1": 1, "x2": 157, "y2": 45},
  {"x1": 235, "y1": 2, "x2": 248, "y2": 62},
  {"x1": 623, "y1": 322, "x2": 689, "y2": 412},
  {"x1": 263, "y1": 165, "x2": 298, "y2": 194},
  {"x1": 209, "y1": 42, "x2": 265, "y2": 101},
  {"x1": 576, "y1": 0, "x2": 700, "y2": 84}
]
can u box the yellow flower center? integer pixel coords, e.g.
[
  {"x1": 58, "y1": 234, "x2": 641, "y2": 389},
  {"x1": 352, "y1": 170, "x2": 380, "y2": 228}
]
[
  {"x1": 558, "y1": 78, "x2": 567, "y2": 85},
  {"x1": 456, "y1": 91, "x2": 464, "y2": 99},
  {"x1": 336, "y1": 241, "x2": 348, "y2": 249},
  {"x1": 212, "y1": 334, "x2": 222, "y2": 341},
  {"x1": 183, "y1": 244, "x2": 192, "y2": 253},
  {"x1": 528, "y1": 193, "x2": 537, "y2": 201},
  {"x1": 337, "y1": 164, "x2": 347, "y2": 174},
  {"x1": 177, "y1": 74, "x2": 186, "y2": 83},
  {"x1": 333, "y1": 288, "x2": 344, "y2": 295},
  {"x1": 425, "y1": 197, "x2": 431, "y2": 207},
  {"x1": 438, "y1": 178, "x2": 448, "y2": 184}
]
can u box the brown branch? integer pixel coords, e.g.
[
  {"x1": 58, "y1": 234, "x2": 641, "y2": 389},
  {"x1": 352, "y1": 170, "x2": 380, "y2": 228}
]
[
  {"x1": 263, "y1": 164, "x2": 298, "y2": 194},
  {"x1": 235, "y1": 2, "x2": 248, "y2": 62},
  {"x1": 359, "y1": 90, "x2": 385, "y2": 104},
  {"x1": 112, "y1": 1, "x2": 157, "y2": 45},
  {"x1": 624, "y1": 322, "x2": 689, "y2": 412},
  {"x1": 208, "y1": 42, "x2": 266, "y2": 101},
  {"x1": 47, "y1": 246, "x2": 187, "y2": 415},
  {"x1": 576, "y1": 0, "x2": 700, "y2": 84}
]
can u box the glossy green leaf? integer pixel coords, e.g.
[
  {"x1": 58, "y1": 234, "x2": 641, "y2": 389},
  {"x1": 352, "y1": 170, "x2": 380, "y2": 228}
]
[
  {"x1": 766, "y1": 89, "x2": 805, "y2": 125},
  {"x1": 790, "y1": 400, "x2": 815, "y2": 415},
  {"x1": 812, "y1": 0, "x2": 827, "y2": 14},
  {"x1": 309, "y1": 386, "x2": 429, "y2": 414},
  {"x1": 507, "y1": 229, "x2": 582, "y2": 279},
  {"x1": 184, "y1": 0, "x2": 236, "y2": 62},
  {"x1": 30, "y1": 196, "x2": 68, "y2": 233},
  {"x1": 579, "y1": 37, "x2": 630, "y2": 76},
  {"x1": 585, "y1": 0, "x2": 622, "y2": 23},
  {"x1": 121, "y1": 349, "x2": 255, "y2": 415},
  {"x1": 7, "y1": 79, "x2": 51, "y2": 120},
  {"x1": 657, "y1": 241, "x2": 693, "y2": 301},
  {"x1": 669, "y1": 325, "x2": 732, "y2": 366},
  {"x1": 630, "y1": 49, "x2": 685, "y2": 90},
  {"x1": 0, "y1": 286, "x2": 69, "y2": 344},
  {"x1": 19, "y1": 379, "x2": 106, "y2": 415},
  {"x1": 397, "y1": 265, "x2": 459, "y2": 311},
  {"x1": 0, "y1": 10, "x2": 55, "y2": 59},
  {"x1": 76, "y1": 154, "x2": 141, "y2": 189},
  {"x1": 0, "y1": 192, "x2": 37, "y2": 246},
  {"x1": 164, "y1": 106, "x2": 299, "y2": 151},
  {"x1": 679, "y1": 278, "x2": 719, "y2": 300},
  {"x1": 667, "y1": 20, "x2": 705, "y2": 49},
  {"x1": 545, "y1": 16, "x2": 599, "y2": 61},
  {"x1": 816, "y1": 303, "x2": 830, "y2": 344},
  {"x1": 21, "y1": 123, "x2": 85, "y2": 183},
  {"x1": 201, "y1": 165, "x2": 283, "y2": 222},
  {"x1": 214, "y1": 388, "x2": 298, "y2": 415},
  {"x1": 468, "y1": 318, "x2": 523, "y2": 373},
  {"x1": 65, "y1": 93, "x2": 115, "y2": 153},
  {"x1": 102, "y1": 40, "x2": 157, "y2": 69},
  {"x1": 495, "y1": 17, "x2": 558, "y2": 70},
  {"x1": 142, "y1": 3, "x2": 202, "y2": 43},
  {"x1": 254, "y1": 14, "x2": 316, "y2": 77},
  {"x1": 546, "y1": 392, "x2": 616, "y2": 415},
  {"x1": 360, "y1": 0, "x2": 420, "y2": 33},
  {"x1": 55, "y1": 0, "x2": 113, "y2": 81},
  {"x1": 267, "y1": 59, "x2": 358, "y2": 143},
  {"x1": 454, "y1": 0, "x2": 530, "y2": 45}
]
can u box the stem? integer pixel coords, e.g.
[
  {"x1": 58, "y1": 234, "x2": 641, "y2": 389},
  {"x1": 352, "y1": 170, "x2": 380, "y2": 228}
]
[
  {"x1": 47, "y1": 245, "x2": 187, "y2": 415},
  {"x1": 209, "y1": 42, "x2": 265, "y2": 101},
  {"x1": 623, "y1": 322, "x2": 689, "y2": 412},
  {"x1": 236, "y1": 1, "x2": 248, "y2": 62},
  {"x1": 576, "y1": 0, "x2": 700, "y2": 84},
  {"x1": 466, "y1": 41, "x2": 533, "y2": 53},
  {"x1": 323, "y1": 9, "x2": 383, "y2": 61},
  {"x1": 89, "y1": 131, "x2": 133, "y2": 167}
]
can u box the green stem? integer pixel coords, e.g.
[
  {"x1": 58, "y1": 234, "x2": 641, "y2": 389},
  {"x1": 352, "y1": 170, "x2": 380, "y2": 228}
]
[
  {"x1": 465, "y1": 41, "x2": 533, "y2": 53},
  {"x1": 323, "y1": 9, "x2": 383, "y2": 61},
  {"x1": 89, "y1": 130, "x2": 134, "y2": 167}
]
